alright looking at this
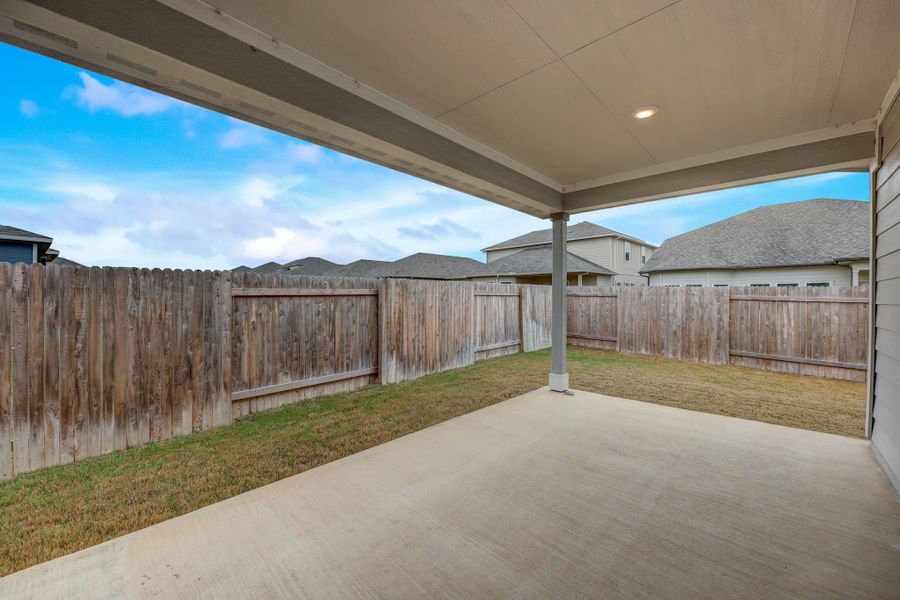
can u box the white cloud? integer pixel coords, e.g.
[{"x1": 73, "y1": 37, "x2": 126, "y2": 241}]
[
  {"x1": 239, "y1": 176, "x2": 303, "y2": 207},
  {"x1": 241, "y1": 226, "x2": 398, "y2": 263},
  {"x1": 219, "y1": 126, "x2": 267, "y2": 149},
  {"x1": 19, "y1": 99, "x2": 40, "y2": 117},
  {"x1": 243, "y1": 227, "x2": 323, "y2": 259},
  {"x1": 68, "y1": 72, "x2": 177, "y2": 117},
  {"x1": 45, "y1": 177, "x2": 119, "y2": 203},
  {"x1": 287, "y1": 142, "x2": 323, "y2": 164}
]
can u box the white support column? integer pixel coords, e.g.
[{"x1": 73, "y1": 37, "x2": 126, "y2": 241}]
[{"x1": 549, "y1": 212, "x2": 569, "y2": 392}]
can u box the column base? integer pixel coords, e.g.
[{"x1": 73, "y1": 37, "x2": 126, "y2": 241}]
[{"x1": 549, "y1": 372, "x2": 569, "y2": 392}]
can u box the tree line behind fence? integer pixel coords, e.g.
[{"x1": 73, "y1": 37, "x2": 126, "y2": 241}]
[{"x1": 0, "y1": 264, "x2": 868, "y2": 479}]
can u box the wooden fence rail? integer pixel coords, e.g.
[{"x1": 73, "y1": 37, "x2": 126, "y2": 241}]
[{"x1": 0, "y1": 265, "x2": 867, "y2": 480}]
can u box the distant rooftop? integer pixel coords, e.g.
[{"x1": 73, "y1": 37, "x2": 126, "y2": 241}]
[
  {"x1": 473, "y1": 247, "x2": 614, "y2": 277},
  {"x1": 278, "y1": 257, "x2": 339, "y2": 275},
  {"x1": 250, "y1": 261, "x2": 283, "y2": 274},
  {"x1": 326, "y1": 259, "x2": 390, "y2": 278},
  {"x1": 367, "y1": 253, "x2": 483, "y2": 280},
  {"x1": 0, "y1": 224, "x2": 52, "y2": 243},
  {"x1": 642, "y1": 199, "x2": 869, "y2": 273},
  {"x1": 483, "y1": 221, "x2": 655, "y2": 252}
]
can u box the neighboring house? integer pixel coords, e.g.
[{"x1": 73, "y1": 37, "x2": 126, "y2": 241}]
[
  {"x1": 326, "y1": 259, "x2": 390, "y2": 277},
  {"x1": 277, "y1": 257, "x2": 339, "y2": 275},
  {"x1": 50, "y1": 256, "x2": 84, "y2": 268},
  {"x1": 467, "y1": 247, "x2": 615, "y2": 285},
  {"x1": 482, "y1": 221, "x2": 657, "y2": 286},
  {"x1": 366, "y1": 253, "x2": 482, "y2": 280},
  {"x1": 249, "y1": 261, "x2": 284, "y2": 274},
  {"x1": 641, "y1": 199, "x2": 869, "y2": 288},
  {"x1": 0, "y1": 225, "x2": 64, "y2": 265}
]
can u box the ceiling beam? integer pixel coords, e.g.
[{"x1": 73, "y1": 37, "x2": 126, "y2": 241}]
[{"x1": 563, "y1": 131, "x2": 874, "y2": 213}]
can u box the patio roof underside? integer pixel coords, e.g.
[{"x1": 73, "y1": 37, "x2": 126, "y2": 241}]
[{"x1": 2, "y1": 0, "x2": 900, "y2": 217}]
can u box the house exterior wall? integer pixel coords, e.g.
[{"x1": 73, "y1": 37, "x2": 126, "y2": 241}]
[
  {"x1": 604, "y1": 238, "x2": 653, "y2": 285},
  {"x1": 563, "y1": 237, "x2": 654, "y2": 285},
  {"x1": 871, "y1": 84, "x2": 900, "y2": 494},
  {"x1": 647, "y1": 265, "x2": 857, "y2": 288},
  {"x1": 485, "y1": 247, "x2": 522, "y2": 262},
  {"x1": 468, "y1": 276, "x2": 517, "y2": 284},
  {"x1": 485, "y1": 236, "x2": 655, "y2": 285},
  {"x1": 0, "y1": 241, "x2": 36, "y2": 264},
  {"x1": 566, "y1": 238, "x2": 612, "y2": 268},
  {"x1": 468, "y1": 273, "x2": 613, "y2": 286}
]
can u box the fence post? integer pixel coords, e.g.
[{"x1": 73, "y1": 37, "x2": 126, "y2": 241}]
[{"x1": 518, "y1": 285, "x2": 525, "y2": 353}]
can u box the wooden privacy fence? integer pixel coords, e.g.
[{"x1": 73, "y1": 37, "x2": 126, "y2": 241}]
[
  {"x1": 567, "y1": 285, "x2": 869, "y2": 380},
  {"x1": 230, "y1": 272, "x2": 380, "y2": 416},
  {"x1": 0, "y1": 264, "x2": 231, "y2": 480},
  {"x1": 0, "y1": 263, "x2": 868, "y2": 480},
  {"x1": 0, "y1": 265, "x2": 552, "y2": 478}
]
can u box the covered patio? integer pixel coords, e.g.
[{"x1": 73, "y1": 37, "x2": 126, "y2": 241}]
[
  {"x1": 1, "y1": 0, "x2": 899, "y2": 593},
  {"x1": 2, "y1": 388, "x2": 898, "y2": 598}
]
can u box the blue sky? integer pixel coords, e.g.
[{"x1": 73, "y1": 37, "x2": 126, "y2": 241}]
[{"x1": 0, "y1": 43, "x2": 870, "y2": 269}]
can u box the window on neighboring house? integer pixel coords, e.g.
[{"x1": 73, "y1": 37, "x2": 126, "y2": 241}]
[
  {"x1": 750, "y1": 283, "x2": 770, "y2": 287},
  {"x1": 686, "y1": 284, "x2": 702, "y2": 287},
  {"x1": 777, "y1": 283, "x2": 798, "y2": 287},
  {"x1": 713, "y1": 284, "x2": 729, "y2": 287},
  {"x1": 624, "y1": 242, "x2": 631, "y2": 262},
  {"x1": 641, "y1": 247, "x2": 646, "y2": 264},
  {"x1": 665, "y1": 284, "x2": 680, "y2": 288},
  {"x1": 807, "y1": 282, "x2": 829, "y2": 287}
]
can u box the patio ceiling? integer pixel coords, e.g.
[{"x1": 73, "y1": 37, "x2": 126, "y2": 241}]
[{"x1": 1, "y1": 0, "x2": 899, "y2": 217}]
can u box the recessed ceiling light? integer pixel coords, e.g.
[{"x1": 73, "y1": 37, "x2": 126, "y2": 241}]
[{"x1": 630, "y1": 105, "x2": 659, "y2": 120}]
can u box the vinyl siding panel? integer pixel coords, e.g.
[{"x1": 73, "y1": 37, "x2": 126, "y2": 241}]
[
  {"x1": 567, "y1": 238, "x2": 611, "y2": 269},
  {"x1": 485, "y1": 248, "x2": 522, "y2": 262},
  {"x1": 0, "y1": 242, "x2": 34, "y2": 264},
  {"x1": 648, "y1": 265, "x2": 853, "y2": 287},
  {"x1": 873, "y1": 90, "x2": 900, "y2": 493}
]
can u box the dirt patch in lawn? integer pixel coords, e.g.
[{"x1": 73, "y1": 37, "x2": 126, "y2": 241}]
[{"x1": 0, "y1": 347, "x2": 864, "y2": 575}]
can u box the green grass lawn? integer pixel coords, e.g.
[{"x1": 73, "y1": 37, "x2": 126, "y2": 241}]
[{"x1": 0, "y1": 346, "x2": 865, "y2": 576}]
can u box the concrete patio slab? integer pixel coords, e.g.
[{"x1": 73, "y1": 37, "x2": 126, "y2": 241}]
[{"x1": 2, "y1": 388, "x2": 899, "y2": 599}]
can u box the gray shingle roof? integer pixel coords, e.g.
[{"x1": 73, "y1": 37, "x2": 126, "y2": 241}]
[
  {"x1": 0, "y1": 224, "x2": 52, "y2": 243},
  {"x1": 278, "y1": 257, "x2": 339, "y2": 275},
  {"x1": 473, "y1": 247, "x2": 615, "y2": 277},
  {"x1": 250, "y1": 261, "x2": 283, "y2": 274},
  {"x1": 325, "y1": 259, "x2": 389, "y2": 277},
  {"x1": 482, "y1": 221, "x2": 654, "y2": 252},
  {"x1": 51, "y1": 256, "x2": 84, "y2": 268},
  {"x1": 366, "y1": 253, "x2": 483, "y2": 279},
  {"x1": 641, "y1": 199, "x2": 869, "y2": 273}
]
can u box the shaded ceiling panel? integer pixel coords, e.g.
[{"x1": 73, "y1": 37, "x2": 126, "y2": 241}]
[
  {"x1": 564, "y1": 0, "x2": 855, "y2": 166},
  {"x1": 506, "y1": 0, "x2": 674, "y2": 57},
  {"x1": 829, "y1": 0, "x2": 900, "y2": 126},
  {"x1": 211, "y1": 0, "x2": 557, "y2": 118},
  {"x1": 438, "y1": 61, "x2": 654, "y2": 183}
]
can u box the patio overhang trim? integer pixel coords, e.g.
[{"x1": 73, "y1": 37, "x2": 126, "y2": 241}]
[{"x1": 563, "y1": 130, "x2": 874, "y2": 213}]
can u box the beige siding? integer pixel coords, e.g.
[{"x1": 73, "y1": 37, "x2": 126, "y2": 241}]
[
  {"x1": 872, "y1": 85, "x2": 900, "y2": 493},
  {"x1": 567, "y1": 237, "x2": 612, "y2": 267},
  {"x1": 648, "y1": 265, "x2": 855, "y2": 288},
  {"x1": 487, "y1": 236, "x2": 654, "y2": 285},
  {"x1": 485, "y1": 248, "x2": 522, "y2": 262}
]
